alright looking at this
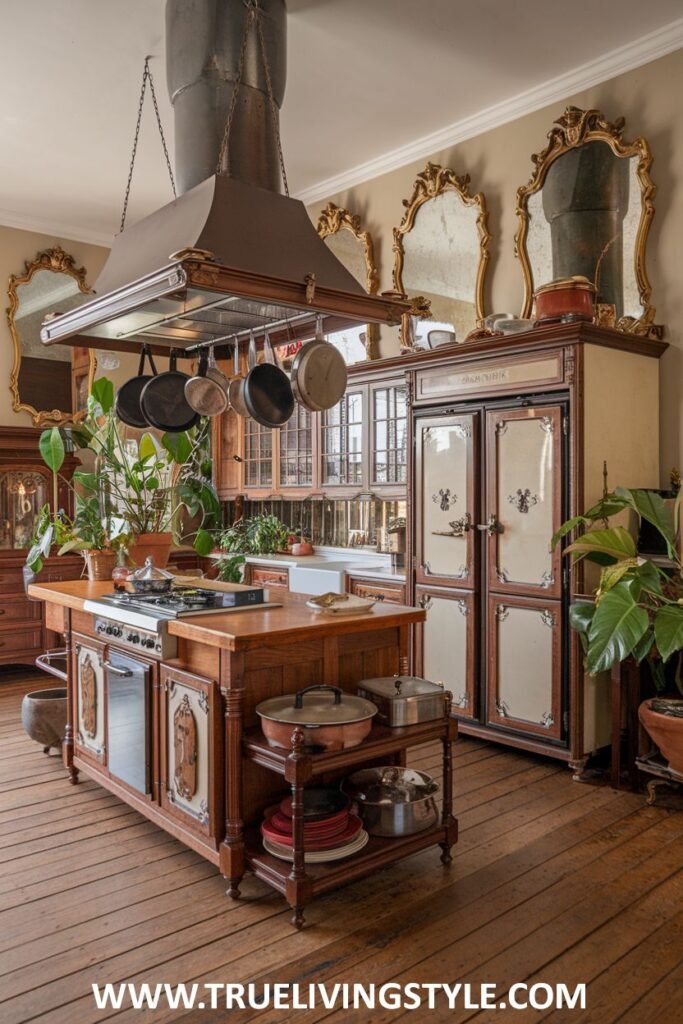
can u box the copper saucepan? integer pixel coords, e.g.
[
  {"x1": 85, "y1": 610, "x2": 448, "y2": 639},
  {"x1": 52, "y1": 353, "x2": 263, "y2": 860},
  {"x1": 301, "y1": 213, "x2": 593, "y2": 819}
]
[{"x1": 256, "y1": 684, "x2": 377, "y2": 751}]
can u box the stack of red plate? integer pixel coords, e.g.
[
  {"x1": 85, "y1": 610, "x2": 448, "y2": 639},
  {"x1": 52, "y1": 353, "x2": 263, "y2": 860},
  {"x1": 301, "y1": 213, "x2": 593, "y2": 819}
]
[{"x1": 261, "y1": 790, "x2": 368, "y2": 863}]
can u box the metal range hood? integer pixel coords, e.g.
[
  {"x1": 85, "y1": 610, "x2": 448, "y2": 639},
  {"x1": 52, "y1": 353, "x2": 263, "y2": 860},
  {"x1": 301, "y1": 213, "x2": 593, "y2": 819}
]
[{"x1": 41, "y1": 0, "x2": 408, "y2": 356}]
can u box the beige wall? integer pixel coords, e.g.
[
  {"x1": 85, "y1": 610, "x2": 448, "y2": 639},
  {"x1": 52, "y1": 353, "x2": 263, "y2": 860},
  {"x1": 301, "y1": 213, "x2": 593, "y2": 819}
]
[{"x1": 308, "y1": 48, "x2": 683, "y2": 485}]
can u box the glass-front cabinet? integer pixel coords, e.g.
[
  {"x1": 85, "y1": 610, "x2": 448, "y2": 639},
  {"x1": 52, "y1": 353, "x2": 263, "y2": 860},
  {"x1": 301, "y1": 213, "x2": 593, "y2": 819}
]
[
  {"x1": 321, "y1": 389, "x2": 364, "y2": 487},
  {"x1": 371, "y1": 383, "x2": 407, "y2": 487},
  {"x1": 280, "y1": 405, "x2": 313, "y2": 488},
  {"x1": 0, "y1": 469, "x2": 48, "y2": 550},
  {"x1": 243, "y1": 419, "x2": 273, "y2": 490}
]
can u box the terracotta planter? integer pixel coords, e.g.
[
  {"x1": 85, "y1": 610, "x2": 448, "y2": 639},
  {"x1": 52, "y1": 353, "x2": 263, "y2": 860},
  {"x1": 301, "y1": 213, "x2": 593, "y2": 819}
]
[
  {"x1": 21, "y1": 688, "x2": 67, "y2": 752},
  {"x1": 83, "y1": 550, "x2": 117, "y2": 581},
  {"x1": 127, "y1": 531, "x2": 173, "y2": 568},
  {"x1": 639, "y1": 698, "x2": 683, "y2": 774}
]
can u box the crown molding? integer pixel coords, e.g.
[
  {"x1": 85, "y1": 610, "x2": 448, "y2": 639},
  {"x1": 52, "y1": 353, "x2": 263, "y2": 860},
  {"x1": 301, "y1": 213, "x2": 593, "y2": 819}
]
[
  {"x1": 297, "y1": 18, "x2": 683, "y2": 205},
  {"x1": 0, "y1": 207, "x2": 112, "y2": 248}
]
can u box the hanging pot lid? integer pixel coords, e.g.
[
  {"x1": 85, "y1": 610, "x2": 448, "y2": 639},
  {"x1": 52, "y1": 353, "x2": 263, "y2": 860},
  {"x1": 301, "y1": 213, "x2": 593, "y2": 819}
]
[
  {"x1": 130, "y1": 556, "x2": 175, "y2": 582},
  {"x1": 256, "y1": 685, "x2": 377, "y2": 727}
]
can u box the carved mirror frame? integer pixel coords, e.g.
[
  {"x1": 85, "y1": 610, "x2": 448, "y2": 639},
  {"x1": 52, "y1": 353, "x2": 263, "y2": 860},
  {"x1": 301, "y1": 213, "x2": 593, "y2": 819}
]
[
  {"x1": 7, "y1": 246, "x2": 95, "y2": 426},
  {"x1": 316, "y1": 202, "x2": 380, "y2": 360},
  {"x1": 515, "y1": 106, "x2": 660, "y2": 337},
  {"x1": 392, "y1": 162, "x2": 491, "y2": 350}
]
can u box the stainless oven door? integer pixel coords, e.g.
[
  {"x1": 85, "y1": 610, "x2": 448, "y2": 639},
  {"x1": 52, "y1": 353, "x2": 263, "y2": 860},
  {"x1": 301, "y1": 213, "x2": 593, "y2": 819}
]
[{"x1": 105, "y1": 649, "x2": 151, "y2": 795}]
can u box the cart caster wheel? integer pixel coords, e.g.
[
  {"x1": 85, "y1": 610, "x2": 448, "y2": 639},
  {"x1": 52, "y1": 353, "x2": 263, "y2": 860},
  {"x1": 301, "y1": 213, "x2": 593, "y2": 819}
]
[
  {"x1": 440, "y1": 845, "x2": 453, "y2": 865},
  {"x1": 292, "y1": 907, "x2": 305, "y2": 930},
  {"x1": 226, "y1": 882, "x2": 241, "y2": 900},
  {"x1": 67, "y1": 767, "x2": 79, "y2": 785},
  {"x1": 43, "y1": 745, "x2": 51, "y2": 754}
]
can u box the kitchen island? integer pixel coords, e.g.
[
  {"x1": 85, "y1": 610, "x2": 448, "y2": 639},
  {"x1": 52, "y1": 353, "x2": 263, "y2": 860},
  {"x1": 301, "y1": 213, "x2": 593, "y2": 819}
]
[{"x1": 29, "y1": 580, "x2": 455, "y2": 925}]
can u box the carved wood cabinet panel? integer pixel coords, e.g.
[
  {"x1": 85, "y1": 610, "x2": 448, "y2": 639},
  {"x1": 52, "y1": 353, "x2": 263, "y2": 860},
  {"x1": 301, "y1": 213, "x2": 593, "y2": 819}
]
[
  {"x1": 73, "y1": 635, "x2": 106, "y2": 763},
  {"x1": 159, "y1": 663, "x2": 221, "y2": 840}
]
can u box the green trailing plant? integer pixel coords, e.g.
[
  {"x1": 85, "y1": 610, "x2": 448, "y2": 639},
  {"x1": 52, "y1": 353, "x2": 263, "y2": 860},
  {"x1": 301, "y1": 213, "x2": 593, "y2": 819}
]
[
  {"x1": 552, "y1": 486, "x2": 683, "y2": 692},
  {"x1": 218, "y1": 514, "x2": 290, "y2": 556},
  {"x1": 25, "y1": 377, "x2": 220, "y2": 573}
]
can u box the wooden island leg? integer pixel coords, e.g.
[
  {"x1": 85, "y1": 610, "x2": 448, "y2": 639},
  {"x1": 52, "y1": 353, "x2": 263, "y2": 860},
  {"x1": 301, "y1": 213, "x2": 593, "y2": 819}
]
[
  {"x1": 64, "y1": 622, "x2": 79, "y2": 785},
  {"x1": 220, "y1": 682, "x2": 245, "y2": 899},
  {"x1": 285, "y1": 728, "x2": 312, "y2": 929},
  {"x1": 440, "y1": 696, "x2": 458, "y2": 865}
]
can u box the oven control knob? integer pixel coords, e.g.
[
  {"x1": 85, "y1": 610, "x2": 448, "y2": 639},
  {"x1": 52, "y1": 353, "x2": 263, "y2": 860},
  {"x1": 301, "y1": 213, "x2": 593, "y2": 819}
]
[
  {"x1": 126, "y1": 633, "x2": 134, "y2": 642},
  {"x1": 131, "y1": 634, "x2": 140, "y2": 644},
  {"x1": 112, "y1": 627, "x2": 122, "y2": 638},
  {"x1": 104, "y1": 625, "x2": 113, "y2": 635},
  {"x1": 144, "y1": 638, "x2": 155, "y2": 649}
]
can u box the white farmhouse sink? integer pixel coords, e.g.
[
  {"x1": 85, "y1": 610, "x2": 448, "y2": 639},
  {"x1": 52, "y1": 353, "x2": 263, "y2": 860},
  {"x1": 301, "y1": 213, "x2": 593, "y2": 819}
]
[{"x1": 288, "y1": 563, "x2": 384, "y2": 596}]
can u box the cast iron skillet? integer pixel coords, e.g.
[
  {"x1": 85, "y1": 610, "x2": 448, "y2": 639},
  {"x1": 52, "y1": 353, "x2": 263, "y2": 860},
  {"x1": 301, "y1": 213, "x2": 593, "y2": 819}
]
[
  {"x1": 140, "y1": 350, "x2": 200, "y2": 433},
  {"x1": 242, "y1": 334, "x2": 294, "y2": 428},
  {"x1": 115, "y1": 346, "x2": 158, "y2": 428}
]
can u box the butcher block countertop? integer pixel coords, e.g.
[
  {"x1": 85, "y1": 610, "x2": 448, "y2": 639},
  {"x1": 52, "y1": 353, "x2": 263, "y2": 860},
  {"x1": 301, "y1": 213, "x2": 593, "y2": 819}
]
[{"x1": 28, "y1": 579, "x2": 424, "y2": 652}]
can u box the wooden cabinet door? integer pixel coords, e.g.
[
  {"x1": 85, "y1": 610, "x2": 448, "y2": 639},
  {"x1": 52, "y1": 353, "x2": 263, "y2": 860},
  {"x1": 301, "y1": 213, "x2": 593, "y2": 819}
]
[
  {"x1": 415, "y1": 413, "x2": 478, "y2": 588},
  {"x1": 485, "y1": 405, "x2": 564, "y2": 599},
  {"x1": 159, "y1": 664, "x2": 222, "y2": 841},
  {"x1": 73, "y1": 635, "x2": 106, "y2": 765},
  {"x1": 486, "y1": 595, "x2": 563, "y2": 741},
  {"x1": 414, "y1": 586, "x2": 477, "y2": 721}
]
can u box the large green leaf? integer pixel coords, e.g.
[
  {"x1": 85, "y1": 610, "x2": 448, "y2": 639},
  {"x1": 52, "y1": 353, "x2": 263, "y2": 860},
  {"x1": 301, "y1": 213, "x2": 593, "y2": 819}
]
[
  {"x1": 615, "y1": 487, "x2": 676, "y2": 557},
  {"x1": 550, "y1": 515, "x2": 588, "y2": 551},
  {"x1": 654, "y1": 605, "x2": 683, "y2": 663},
  {"x1": 599, "y1": 559, "x2": 639, "y2": 596},
  {"x1": 193, "y1": 529, "x2": 214, "y2": 556},
  {"x1": 39, "y1": 428, "x2": 65, "y2": 473},
  {"x1": 138, "y1": 433, "x2": 157, "y2": 461},
  {"x1": 586, "y1": 583, "x2": 649, "y2": 675},
  {"x1": 632, "y1": 628, "x2": 655, "y2": 664},
  {"x1": 73, "y1": 471, "x2": 99, "y2": 495},
  {"x1": 569, "y1": 601, "x2": 595, "y2": 635},
  {"x1": 162, "y1": 431, "x2": 192, "y2": 465},
  {"x1": 583, "y1": 494, "x2": 633, "y2": 520},
  {"x1": 565, "y1": 526, "x2": 636, "y2": 564},
  {"x1": 90, "y1": 377, "x2": 114, "y2": 414}
]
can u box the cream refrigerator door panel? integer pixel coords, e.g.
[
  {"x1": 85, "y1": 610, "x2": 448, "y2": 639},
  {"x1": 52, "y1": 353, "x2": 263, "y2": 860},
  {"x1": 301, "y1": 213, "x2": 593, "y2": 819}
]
[
  {"x1": 488, "y1": 407, "x2": 562, "y2": 597},
  {"x1": 488, "y1": 598, "x2": 562, "y2": 740},
  {"x1": 418, "y1": 414, "x2": 476, "y2": 586},
  {"x1": 420, "y1": 590, "x2": 474, "y2": 718}
]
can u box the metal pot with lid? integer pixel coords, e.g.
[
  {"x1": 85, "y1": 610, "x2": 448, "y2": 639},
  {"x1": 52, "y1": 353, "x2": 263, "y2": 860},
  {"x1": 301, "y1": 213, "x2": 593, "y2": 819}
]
[
  {"x1": 128, "y1": 557, "x2": 175, "y2": 594},
  {"x1": 256, "y1": 684, "x2": 377, "y2": 751},
  {"x1": 342, "y1": 766, "x2": 439, "y2": 836},
  {"x1": 357, "y1": 675, "x2": 446, "y2": 727}
]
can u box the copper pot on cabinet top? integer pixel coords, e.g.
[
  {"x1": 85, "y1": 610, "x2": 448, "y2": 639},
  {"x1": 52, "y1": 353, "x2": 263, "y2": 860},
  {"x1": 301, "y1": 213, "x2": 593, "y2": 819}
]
[{"x1": 534, "y1": 276, "x2": 596, "y2": 323}]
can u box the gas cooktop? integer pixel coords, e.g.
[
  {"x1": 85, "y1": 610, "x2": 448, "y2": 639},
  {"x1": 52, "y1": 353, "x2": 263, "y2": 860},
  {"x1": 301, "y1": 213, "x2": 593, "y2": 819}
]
[{"x1": 96, "y1": 586, "x2": 263, "y2": 618}]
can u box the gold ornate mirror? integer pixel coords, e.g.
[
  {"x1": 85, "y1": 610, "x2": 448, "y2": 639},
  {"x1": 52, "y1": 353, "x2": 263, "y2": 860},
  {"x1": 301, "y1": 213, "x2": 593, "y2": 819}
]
[
  {"x1": 7, "y1": 246, "x2": 95, "y2": 426},
  {"x1": 317, "y1": 203, "x2": 380, "y2": 361},
  {"x1": 515, "y1": 107, "x2": 661, "y2": 337},
  {"x1": 393, "y1": 162, "x2": 491, "y2": 350}
]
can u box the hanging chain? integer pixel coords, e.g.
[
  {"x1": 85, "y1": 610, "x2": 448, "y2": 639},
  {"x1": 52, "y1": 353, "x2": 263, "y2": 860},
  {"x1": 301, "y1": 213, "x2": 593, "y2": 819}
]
[
  {"x1": 216, "y1": 0, "x2": 289, "y2": 195},
  {"x1": 120, "y1": 56, "x2": 176, "y2": 233}
]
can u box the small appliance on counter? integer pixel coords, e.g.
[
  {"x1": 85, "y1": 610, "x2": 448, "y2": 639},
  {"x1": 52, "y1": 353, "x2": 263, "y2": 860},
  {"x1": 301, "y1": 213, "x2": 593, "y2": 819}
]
[{"x1": 357, "y1": 675, "x2": 446, "y2": 727}]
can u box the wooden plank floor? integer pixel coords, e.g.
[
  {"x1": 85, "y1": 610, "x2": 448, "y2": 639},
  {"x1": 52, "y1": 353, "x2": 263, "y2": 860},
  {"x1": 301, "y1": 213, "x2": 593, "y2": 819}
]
[{"x1": 1, "y1": 670, "x2": 682, "y2": 1023}]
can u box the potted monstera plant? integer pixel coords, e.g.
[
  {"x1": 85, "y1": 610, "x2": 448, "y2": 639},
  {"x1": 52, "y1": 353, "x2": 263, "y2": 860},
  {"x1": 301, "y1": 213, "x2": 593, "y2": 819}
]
[
  {"x1": 553, "y1": 487, "x2": 683, "y2": 773},
  {"x1": 27, "y1": 378, "x2": 219, "y2": 578}
]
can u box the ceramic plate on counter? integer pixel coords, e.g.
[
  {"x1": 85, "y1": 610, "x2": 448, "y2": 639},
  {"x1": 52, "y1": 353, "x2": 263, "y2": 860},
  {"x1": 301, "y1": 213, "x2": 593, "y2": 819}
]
[{"x1": 306, "y1": 592, "x2": 375, "y2": 615}]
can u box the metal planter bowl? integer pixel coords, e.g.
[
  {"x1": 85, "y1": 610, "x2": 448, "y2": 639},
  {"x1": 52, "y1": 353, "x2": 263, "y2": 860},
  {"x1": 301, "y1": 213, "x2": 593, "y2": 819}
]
[{"x1": 21, "y1": 688, "x2": 67, "y2": 752}]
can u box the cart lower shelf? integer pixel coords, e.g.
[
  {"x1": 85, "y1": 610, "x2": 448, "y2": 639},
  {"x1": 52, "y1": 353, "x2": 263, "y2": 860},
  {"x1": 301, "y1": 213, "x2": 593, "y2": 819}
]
[{"x1": 245, "y1": 819, "x2": 456, "y2": 901}]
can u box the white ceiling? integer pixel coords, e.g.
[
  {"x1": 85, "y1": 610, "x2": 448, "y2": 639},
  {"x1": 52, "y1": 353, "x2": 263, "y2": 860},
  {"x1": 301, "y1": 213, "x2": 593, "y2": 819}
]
[{"x1": 1, "y1": 0, "x2": 682, "y2": 246}]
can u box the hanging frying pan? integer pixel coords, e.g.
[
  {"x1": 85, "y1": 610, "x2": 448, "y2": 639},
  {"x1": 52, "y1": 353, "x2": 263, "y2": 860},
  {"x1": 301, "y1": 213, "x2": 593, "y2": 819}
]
[
  {"x1": 243, "y1": 332, "x2": 294, "y2": 428},
  {"x1": 115, "y1": 345, "x2": 158, "y2": 428},
  {"x1": 184, "y1": 344, "x2": 229, "y2": 417},
  {"x1": 140, "y1": 350, "x2": 200, "y2": 433},
  {"x1": 290, "y1": 315, "x2": 347, "y2": 412},
  {"x1": 228, "y1": 335, "x2": 250, "y2": 418}
]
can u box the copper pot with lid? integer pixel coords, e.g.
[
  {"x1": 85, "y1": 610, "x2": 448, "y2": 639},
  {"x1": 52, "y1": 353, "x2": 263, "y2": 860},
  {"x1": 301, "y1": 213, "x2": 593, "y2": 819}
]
[
  {"x1": 256, "y1": 684, "x2": 377, "y2": 751},
  {"x1": 534, "y1": 275, "x2": 596, "y2": 323}
]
